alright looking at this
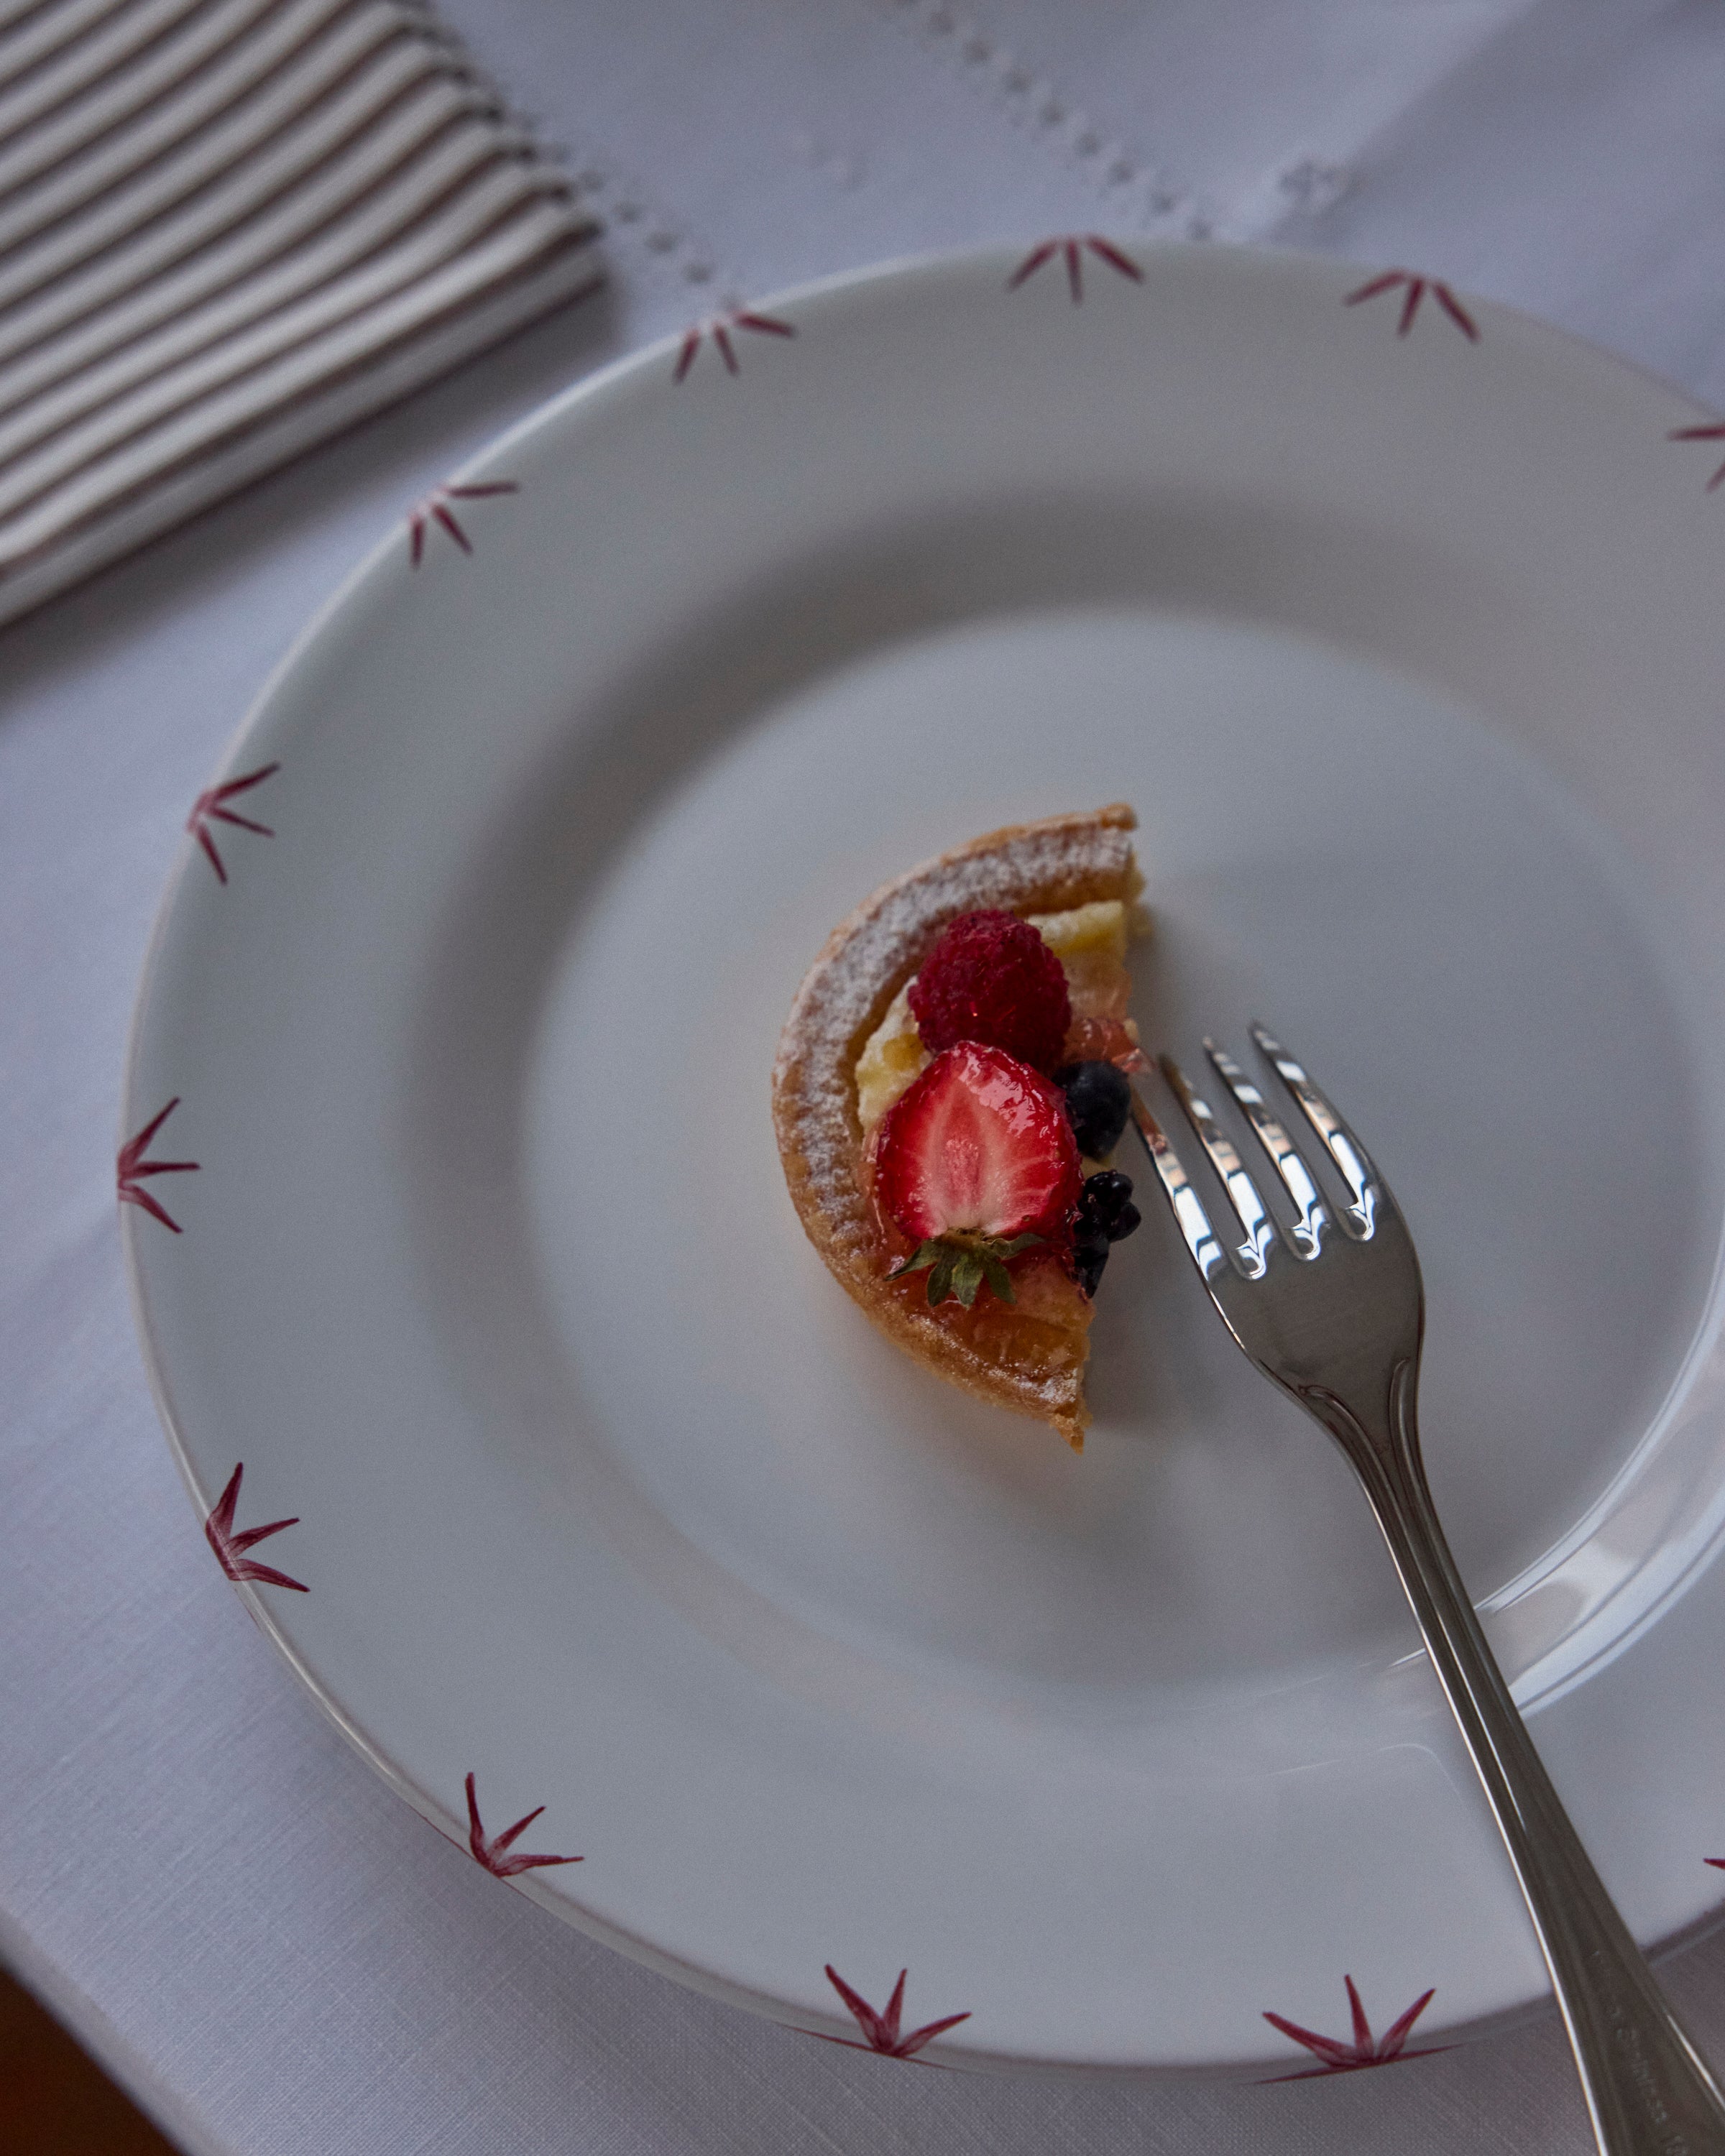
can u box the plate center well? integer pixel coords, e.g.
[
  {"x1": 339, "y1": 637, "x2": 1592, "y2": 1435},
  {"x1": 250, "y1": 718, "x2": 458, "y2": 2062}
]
[{"x1": 500, "y1": 603, "x2": 1715, "y2": 1717}]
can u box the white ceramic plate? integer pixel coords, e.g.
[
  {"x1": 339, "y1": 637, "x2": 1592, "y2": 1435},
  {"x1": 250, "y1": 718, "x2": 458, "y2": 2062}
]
[{"x1": 124, "y1": 241, "x2": 1725, "y2": 2076}]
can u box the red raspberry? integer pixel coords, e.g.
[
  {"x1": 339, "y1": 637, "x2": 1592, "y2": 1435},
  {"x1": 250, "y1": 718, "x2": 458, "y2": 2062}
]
[{"x1": 908, "y1": 909, "x2": 1072, "y2": 1072}]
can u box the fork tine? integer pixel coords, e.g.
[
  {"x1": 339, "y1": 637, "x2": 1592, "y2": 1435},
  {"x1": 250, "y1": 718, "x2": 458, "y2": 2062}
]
[
  {"x1": 1250, "y1": 1025, "x2": 1378, "y2": 1239},
  {"x1": 1128, "y1": 1090, "x2": 1230, "y2": 1282},
  {"x1": 1158, "y1": 1054, "x2": 1276, "y2": 1278},
  {"x1": 1202, "y1": 1039, "x2": 1328, "y2": 1259}
]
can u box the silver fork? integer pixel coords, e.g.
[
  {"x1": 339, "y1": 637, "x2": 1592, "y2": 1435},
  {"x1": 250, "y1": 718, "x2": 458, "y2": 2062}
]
[{"x1": 1134, "y1": 1026, "x2": 1725, "y2": 2156}]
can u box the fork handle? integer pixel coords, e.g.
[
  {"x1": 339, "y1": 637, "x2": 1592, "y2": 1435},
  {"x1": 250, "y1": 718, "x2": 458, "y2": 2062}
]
[{"x1": 1311, "y1": 1363, "x2": 1725, "y2": 2156}]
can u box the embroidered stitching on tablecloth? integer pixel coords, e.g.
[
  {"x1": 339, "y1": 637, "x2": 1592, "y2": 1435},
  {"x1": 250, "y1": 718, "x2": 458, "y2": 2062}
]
[
  {"x1": 866, "y1": 0, "x2": 1213, "y2": 238},
  {"x1": 433, "y1": 27, "x2": 742, "y2": 306}
]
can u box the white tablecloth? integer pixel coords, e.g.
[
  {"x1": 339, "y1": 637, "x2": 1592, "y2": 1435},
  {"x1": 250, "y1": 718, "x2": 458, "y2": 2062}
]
[{"x1": 6, "y1": 5, "x2": 1725, "y2": 2150}]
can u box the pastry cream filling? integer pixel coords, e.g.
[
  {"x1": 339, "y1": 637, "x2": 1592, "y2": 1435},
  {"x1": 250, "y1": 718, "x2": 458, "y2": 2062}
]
[{"x1": 854, "y1": 899, "x2": 1143, "y2": 1137}]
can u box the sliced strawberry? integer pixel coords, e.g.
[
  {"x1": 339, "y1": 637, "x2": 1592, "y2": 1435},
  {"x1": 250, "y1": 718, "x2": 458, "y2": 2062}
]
[{"x1": 873, "y1": 1042, "x2": 1081, "y2": 1307}]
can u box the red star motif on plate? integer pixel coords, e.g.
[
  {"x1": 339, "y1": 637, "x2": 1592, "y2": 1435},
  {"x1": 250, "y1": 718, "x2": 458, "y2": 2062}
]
[
  {"x1": 1346, "y1": 270, "x2": 1478, "y2": 341},
  {"x1": 408, "y1": 482, "x2": 520, "y2": 566},
  {"x1": 116, "y1": 1097, "x2": 199, "y2": 1233},
  {"x1": 673, "y1": 309, "x2": 796, "y2": 381},
  {"x1": 1705, "y1": 1856, "x2": 1725, "y2": 1869},
  {"x1": 204, "y1": 1462, "x2": 308, "y2": 1592},
  {"x1": 1262, "y1": 1974, "x2": 1440, "y2": 2080},
  {"x1": 187, "y1": 761, "x2": 279, "y2": 883},
  {"x1": 465, "y1": 1772, "x2": 582, "y2": 1877},
  {"x1": 1670, "y1": 425, "x2": 1725, "y2": 491},
  {"x1": 812, "y1": 1965, "x2": 971, "y2": 2061},
  {"x1": 1008, "y1": 236, "x2": 1143, "y2": 304}
]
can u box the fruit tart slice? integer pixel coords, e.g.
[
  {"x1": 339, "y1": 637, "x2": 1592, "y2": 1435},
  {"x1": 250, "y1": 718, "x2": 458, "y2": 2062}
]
[{"x1": 772, "y1": 804, "x2": 1148, "y2": 1449}]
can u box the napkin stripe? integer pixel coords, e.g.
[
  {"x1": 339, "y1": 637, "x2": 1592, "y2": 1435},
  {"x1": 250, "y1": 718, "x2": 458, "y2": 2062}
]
[
  {"x1": 0, "y1": 0, "x2": 600, "y2": 628},
  {"x1": 0, "y1": 0, "x2": 363, "y2": 227},
  {"x1": 0, "y1": 17, "x2": 463, "y2": 338}
]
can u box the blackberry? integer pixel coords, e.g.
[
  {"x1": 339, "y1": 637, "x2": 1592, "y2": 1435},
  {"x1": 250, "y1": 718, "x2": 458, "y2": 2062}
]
[
  {"x1": 1054, "y1": 1060, "x2": 1132, "y2": 1158},
  {"x1": 1074, "y1": 1240, "x2": 1110, "y2": 1296},
  {"x1": 1072, "y1": 1169, "x2": 1142, "y2": 1297},
  {"x1": 1077, "y1": 1170, "x2": 1141, "y2": 1244}
]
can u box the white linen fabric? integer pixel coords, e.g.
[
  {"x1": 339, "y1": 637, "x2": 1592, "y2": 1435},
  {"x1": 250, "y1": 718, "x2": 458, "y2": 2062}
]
[{"x1": 5, "y1": 3, "x2": 1725, "y2": 2152}]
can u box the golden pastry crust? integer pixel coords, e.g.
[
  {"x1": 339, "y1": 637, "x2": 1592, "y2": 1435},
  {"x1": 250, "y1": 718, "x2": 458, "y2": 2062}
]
[{"x1": 771, "y1": 805, "x2": 1141, "y2": 1447}]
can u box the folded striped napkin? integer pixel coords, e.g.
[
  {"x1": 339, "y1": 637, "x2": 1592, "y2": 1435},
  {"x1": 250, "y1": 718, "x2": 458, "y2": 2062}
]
[{"x1": 0, "y1": 0, "x2": 600, "y2": 630}]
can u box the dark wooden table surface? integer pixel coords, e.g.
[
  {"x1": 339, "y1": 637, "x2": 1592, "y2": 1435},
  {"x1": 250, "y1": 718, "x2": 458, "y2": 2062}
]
[{"x1": 1, "y1": 1968, "x2": 181, "y2": 2155}]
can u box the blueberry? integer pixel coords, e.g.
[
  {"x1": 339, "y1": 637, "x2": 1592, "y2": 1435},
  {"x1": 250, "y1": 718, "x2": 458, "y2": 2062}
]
[
  {"x1": 1054, "y1": 1060, "x2": 1132, "y2": 1158},
  {"x1": 1074, "y1": 1242, "x2": 1108, "y2": 1296},
  {"x1": 1107, "y1": 1200, "x2": 1141, "y2": 1243}
]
